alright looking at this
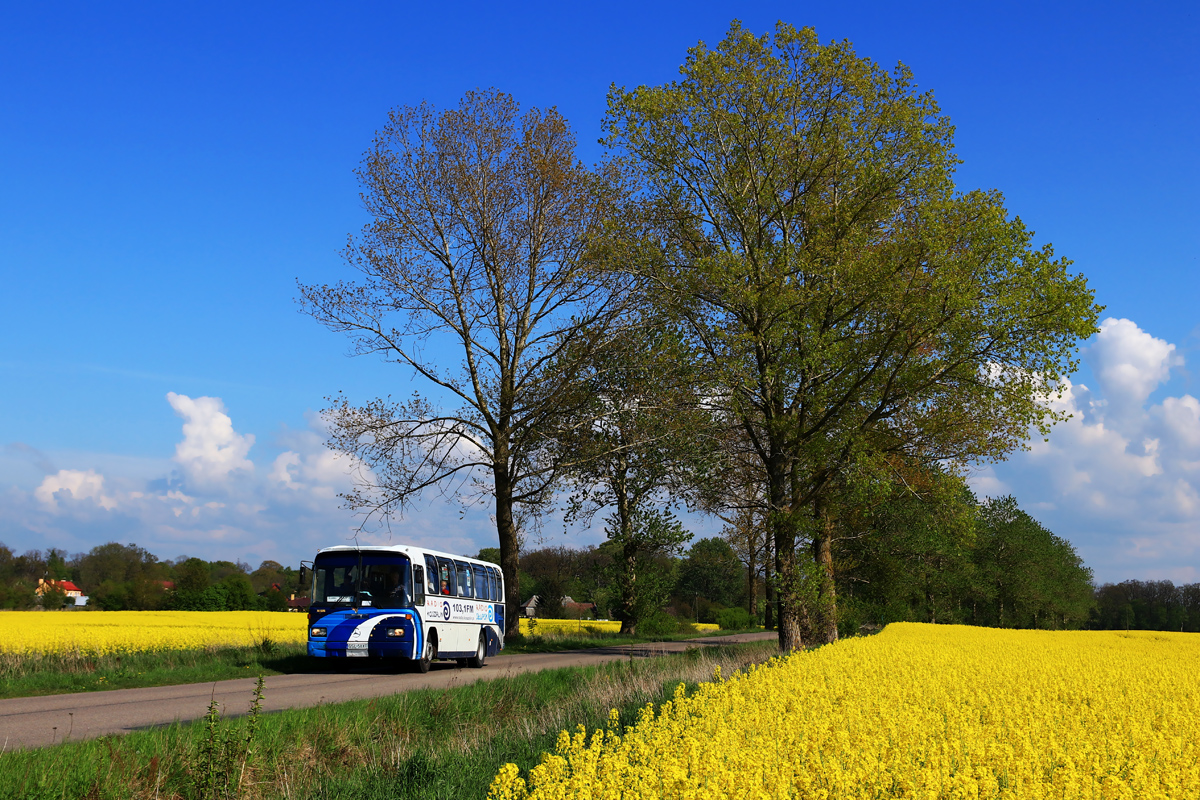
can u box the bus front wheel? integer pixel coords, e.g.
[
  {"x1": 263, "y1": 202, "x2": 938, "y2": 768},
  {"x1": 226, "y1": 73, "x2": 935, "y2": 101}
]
[
  {"x1": 467, "y1": 633, "x2": 486, "y2": 669},
  {"x1": 413, "y1": 634, "x2": 435, "y2": 674}
]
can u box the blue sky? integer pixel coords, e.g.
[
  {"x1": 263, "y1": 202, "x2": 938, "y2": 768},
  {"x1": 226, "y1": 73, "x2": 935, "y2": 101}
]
[{"x1": 1, "y1": 1, "x2": 1197, "y2": 582}]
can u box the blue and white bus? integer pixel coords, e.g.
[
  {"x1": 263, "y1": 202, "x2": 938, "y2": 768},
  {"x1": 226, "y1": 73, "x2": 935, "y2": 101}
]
[{"x1": 302, "y1": 544, "x2": 505, "y2": 672}]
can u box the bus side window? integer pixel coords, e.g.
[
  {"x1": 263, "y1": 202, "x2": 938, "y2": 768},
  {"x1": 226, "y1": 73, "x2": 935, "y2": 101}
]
[
  {"x1": 413, "y1": 564, "x2": 425, "y2": 605},
  {"x1": 490, "y1": 567, "x2": 503, "y2": 603},
  {"x1": 425, "y1": 556, "x2": 440, "y2": 595},
  {"x1": 487, "y1": 570, "x2": 497, "y2": 601},
  {"x1": 473, "y1": 566, "x2": 487, "y2": 600},
  {"x1": 437, "y1": 558, "x2": 456, "y2": 596},
  {"x1": 455, "y1": 561, "x2": 473, "y2": 599}
]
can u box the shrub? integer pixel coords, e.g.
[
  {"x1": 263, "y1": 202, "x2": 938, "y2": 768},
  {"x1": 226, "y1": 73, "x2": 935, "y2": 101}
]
[
  {"x1": 716, "y1": 607, "x2": 753, "y2": 630},
  {"x1": 639, "y1": 612, "x2": 695, "y2": 638}
]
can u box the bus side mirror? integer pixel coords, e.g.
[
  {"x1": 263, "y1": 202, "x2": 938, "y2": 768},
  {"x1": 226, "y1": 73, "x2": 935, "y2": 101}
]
[{"x1": 299, "y1": 565, "x2": 310, "y2": 589}]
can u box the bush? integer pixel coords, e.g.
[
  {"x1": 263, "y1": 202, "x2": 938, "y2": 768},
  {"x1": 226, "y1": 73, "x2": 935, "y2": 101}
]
[
  {"x1": 638, "y1": 611, "x2": 695, "y2": 638},
  {"x1": 716, "y1": 606, "x2": 753, "y2": 630}
]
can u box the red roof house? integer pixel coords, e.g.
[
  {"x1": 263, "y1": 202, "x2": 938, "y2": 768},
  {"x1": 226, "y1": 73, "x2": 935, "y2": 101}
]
[{"x1": 36, "y1": 579, "x2": 83, "y2": 598}]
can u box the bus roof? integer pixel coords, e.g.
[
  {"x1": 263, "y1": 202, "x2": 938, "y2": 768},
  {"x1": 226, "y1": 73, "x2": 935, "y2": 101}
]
[{"x1": 313, "y1": 543, "x2": 500, "y2": 570}]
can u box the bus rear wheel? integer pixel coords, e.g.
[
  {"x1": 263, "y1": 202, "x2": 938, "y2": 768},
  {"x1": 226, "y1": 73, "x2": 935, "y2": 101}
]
[{"x1": 467, "y1": 633, "x2": 486, "y2": 669}]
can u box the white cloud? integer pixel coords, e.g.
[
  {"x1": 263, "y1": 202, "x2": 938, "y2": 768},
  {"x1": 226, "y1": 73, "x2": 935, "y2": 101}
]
[
  {"x1": 167, "y1": 392, "x2": 255, "y2": 486},
  {"x1": 991, "y1": 318, "x2": 1200, "y2": 582},
  {"x1": 0, "y1": 392, "x2": 506, "y2": 568},
  {"x1": 33, "y1": 469, "x2": 117, "y2": 511},
  {"x1": 1089, "y1": 317, "x2": 1181, "y2": 412},
  {"x1": 1157, "y1": 395, "x2": 1200, "y2": 448}
]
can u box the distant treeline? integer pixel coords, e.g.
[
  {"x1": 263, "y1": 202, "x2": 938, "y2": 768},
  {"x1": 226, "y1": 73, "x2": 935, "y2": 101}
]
[
  {"x1": 513, "y1": 492, "x2": 1198, "y2": 636},
  {"x1": 5, "y1": 491, "x2": 1196, "y2": 634},
  {"x1": 1090, "y1": 580, "x2": 1200, "y2": 632},
  {"x1": 0, "y1": 542, "x2": 302, "y2": 611}
]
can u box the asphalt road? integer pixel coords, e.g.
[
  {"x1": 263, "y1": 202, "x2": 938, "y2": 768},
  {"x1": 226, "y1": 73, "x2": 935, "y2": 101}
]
[{"x1": 0, "y1": 632, "x2": 776, "y2": 751}]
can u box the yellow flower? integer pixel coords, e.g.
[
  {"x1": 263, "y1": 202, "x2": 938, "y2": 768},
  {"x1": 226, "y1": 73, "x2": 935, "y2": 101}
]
[
  {"x1": 489, "y1": 624, "x2": 1200, "y2": 799},
  {"x1": 0, "y1": 610, "x2": 307, "y2": 655}
]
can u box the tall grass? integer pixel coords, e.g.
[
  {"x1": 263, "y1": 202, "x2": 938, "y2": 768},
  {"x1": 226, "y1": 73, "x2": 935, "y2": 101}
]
[
  {"x1": 0, "y1": 642, "x2": 776, "y2": 800},
  {"x1": 0, "y1": 642, "x2": 310, "y2": 699},
  {"x1": 0, "y1": 626, "x2": 751, "y2": 699}
]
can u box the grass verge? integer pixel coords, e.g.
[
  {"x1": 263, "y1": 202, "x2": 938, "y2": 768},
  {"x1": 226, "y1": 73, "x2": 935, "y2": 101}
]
[
  {"x1": 0, "y1": 640, "x2": 778, "y2": 800},
  {"x1": 0, "y1": 643, "x2": 310, "y2": 699},
  {"x1": 0, "y1": 627, "x2": 763, "y2": 699}
]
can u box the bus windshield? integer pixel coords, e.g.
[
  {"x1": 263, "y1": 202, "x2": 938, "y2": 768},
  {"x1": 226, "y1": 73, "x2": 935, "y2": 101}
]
[{"x1": 312, "y1": 553, "x2": 412, "y2": 608}]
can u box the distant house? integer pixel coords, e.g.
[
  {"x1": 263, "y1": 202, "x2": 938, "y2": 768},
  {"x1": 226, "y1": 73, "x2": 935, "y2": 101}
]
[
  {"x1": 36, "y1": 579, "x2": 87, "y2": 608},
  {"x1": 520, "y1": 595, "x2": 540, "y2": 617},
  {"x1": 520, "y1": 595, "x2": 596, "y2": 619},
  {"x1": 564, "y1": 597, "x2": 596, "y2": 617},
  {"x1": 286, "y1": 594, "x2": 310, "y2": 612},
  {"x1": 36, "y1": 578, "x2": 83, "y2": 598}
]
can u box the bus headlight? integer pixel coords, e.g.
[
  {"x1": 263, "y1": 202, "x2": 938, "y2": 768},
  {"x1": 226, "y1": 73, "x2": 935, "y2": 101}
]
[
  {"x1": 386, "y1": 628, "x2": 404, "y2": 638},
  {"x1": 310, "y1": 627, "x2": 327, "y2": 638}
]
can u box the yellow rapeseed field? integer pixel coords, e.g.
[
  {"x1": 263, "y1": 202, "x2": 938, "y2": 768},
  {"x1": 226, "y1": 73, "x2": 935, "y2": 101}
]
[
  {"x1": 519, "y1": 619, "x2": 720, "y2": 635},
  {"x1": 0, "y1": 610, "x2": 307, "y2": 655},
  {"x1": 0, "y1": 611, "x2": 718, "y2": 656},
  {"x1": 488, "y1": 623, "x2": 1200, "y2": 799}
]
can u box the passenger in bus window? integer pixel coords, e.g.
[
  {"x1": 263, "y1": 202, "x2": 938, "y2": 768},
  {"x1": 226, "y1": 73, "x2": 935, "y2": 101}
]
[
  {"x1": 333, "y1": 567, "x2": 356, "y2": 601},
  {"x1": 383, "y1": 566, "x2": 406, "y2": 605},
  {"x1": 438, "y1": 558, "x2": 456, "y2": 595}
]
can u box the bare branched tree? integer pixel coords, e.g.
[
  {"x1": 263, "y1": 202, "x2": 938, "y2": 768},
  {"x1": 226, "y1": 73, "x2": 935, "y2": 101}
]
[{"x1": 299, "y1": 90, "x2": 627, "y2": 636}]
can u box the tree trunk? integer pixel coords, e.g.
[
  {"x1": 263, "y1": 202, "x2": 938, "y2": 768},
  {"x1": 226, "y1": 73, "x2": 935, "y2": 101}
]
[
  {"x1": 763, "y1": 527, "x2": 776, "y2": 630},
  {"x1": 494, "y1": 463, "x2": 521, "y2": 639},
  {"x1": 775, "y1": 542, "x2": 804, "y2": 652},
  {"x1": 769, "y1": 460, "x2": 803, "y2": 651},
  {"x1": 619, "y1": 539, "x2": 638, "y2": 635},
  {"x1": 746, "y1": 538, "x2": 757, "y2": 621},
  {"x1": 812, "y1": 505, "x2": 838, "y2": 645}
]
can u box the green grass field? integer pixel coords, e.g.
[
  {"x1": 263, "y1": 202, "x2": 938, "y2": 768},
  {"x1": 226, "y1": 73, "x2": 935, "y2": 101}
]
[
  {"x1": 1, "y1": 641, "x2": 776, "y2": 800},
  {"x1": 0, "y1": 626, "x2": 760, "y2": 700}
]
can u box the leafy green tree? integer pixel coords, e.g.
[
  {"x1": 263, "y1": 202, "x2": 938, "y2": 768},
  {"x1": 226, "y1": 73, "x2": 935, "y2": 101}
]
[
  {"x1": 678, "y1": 538, "x2": 743, "y2": 609},
  {"x1": 475, "y1": 548, "x2": 502, "y2": 566},
  {"x1": 92, "y1": 579, "x2": 130, "y2": 611},
  {"x1": 603, "y1": 22, "x2": 1100, "y2": 649},
  {"x1": 602, "y1": 509, "x2": 689, "y2": 634},
  {"x1": 219, "y1": 574, "x2": 257, "y2": 610},
  {"x1": 1092, "y1": 580, "x2": 1195, "y2": 632},
  {"x1": 45, "y1": 548, "x2": 68, "y2": 580},
  {"x1": 249, "y1": 560, "x2": 286, "y2": 594},
  {"x1": 552, "y1": 322, "x2": 711, "y2": 633},
  {"x1": 300, "y1": 90, "x2": 630, "y2": 638},
  {"x1": 969, "y1": 496, "x2": 1093, "y2": 628},
  {"x1": 261, "y1": 586, "x2": 288, "y2": 612},
  {"x1": 174, "y1": 558, "x2": 211, "y2": 595},
  {"x1": 519, "y1": 546, "x2": 581, "y2": 617},
  {"x1": 834, "y1": 464, "x2": 978, "y2": 631},
  {"x1": 78, "y1": 542, "x2": 161, "y2": 585}
]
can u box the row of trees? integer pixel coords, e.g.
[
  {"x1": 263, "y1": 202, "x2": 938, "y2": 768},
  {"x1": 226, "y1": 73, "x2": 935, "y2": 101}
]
[
  {"x1": 0, "y1": 541, "x2": 302, "y2": 611},
  {"x1": 510, "y1": 489, "x2": 1099, "y2": 633},
  {"x1": 496, "y1": 535, "x2": 744, "y2": 626},
  {"x1": 301, "y1": 21, "x2": 1102, "y2": 648},
  {"x1": 1091, "y1": 580, "x2": 1200, "y2": 632}
]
